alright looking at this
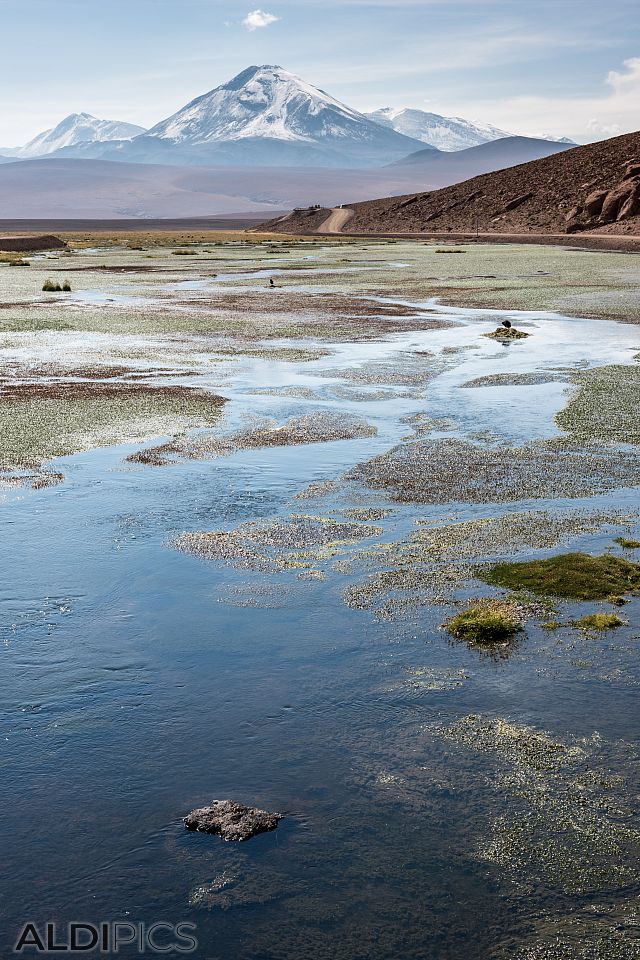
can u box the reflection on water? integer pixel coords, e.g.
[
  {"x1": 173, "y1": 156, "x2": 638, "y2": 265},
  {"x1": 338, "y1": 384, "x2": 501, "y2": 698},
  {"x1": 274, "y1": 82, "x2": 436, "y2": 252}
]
[{"x1": 1, "y1": 297, "x2": 639, "y2": 959}]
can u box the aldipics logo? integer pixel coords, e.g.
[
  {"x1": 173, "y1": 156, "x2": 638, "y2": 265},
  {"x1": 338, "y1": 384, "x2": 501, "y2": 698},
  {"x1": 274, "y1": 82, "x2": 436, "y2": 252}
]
[{"x1": 14, "y1": 922, "x2": 198, "y2": 954}]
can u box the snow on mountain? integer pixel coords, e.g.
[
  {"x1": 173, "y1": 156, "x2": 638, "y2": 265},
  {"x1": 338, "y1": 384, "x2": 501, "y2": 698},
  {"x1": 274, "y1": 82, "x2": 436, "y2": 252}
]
[
  {"x1": 12, "y1": 114, "x2": 146, "y2": 158},
  {"x1": 142, "y1": 65, "x2": 425, "y2": 166},
  {"x1": 366, "y1": 107, "x2": 513, "y2": 152}
]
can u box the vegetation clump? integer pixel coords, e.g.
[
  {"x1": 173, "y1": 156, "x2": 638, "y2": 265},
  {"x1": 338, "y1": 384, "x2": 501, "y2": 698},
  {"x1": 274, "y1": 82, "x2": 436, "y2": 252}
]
[
  {"x1": 575, "y1": 612, "x2": 624, "y2": 631},
  {"x1": 484, "y1": 326, "x2": 529, "y2": 340},
  {"x1": 42, "y1": 279, "x2": 71, "y2": 292},
  {"x1": 172, "y1": 248, "x2": 199, "y2": 255},
  {"x1": 446, "y1": 600, "x2": 522, "y2": 646},
  {"x1": 342, "y1": 510, "x2": 632, "y2": 615},
  {"x1": 481, "y1": 552, "x2": 640, "y2": 600},
  {"x1": 615, "y1": 536, "x2": 640, "y2": 549}
]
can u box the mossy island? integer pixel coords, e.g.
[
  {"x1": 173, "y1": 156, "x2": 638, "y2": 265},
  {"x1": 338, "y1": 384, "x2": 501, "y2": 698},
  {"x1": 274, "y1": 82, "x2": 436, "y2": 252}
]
[
  {"x1": 446, "y1": 600, "x2": 522, "y2": 648},
  {"x1": 480, "y1": 552, "x2": 640, "y2": 601}
]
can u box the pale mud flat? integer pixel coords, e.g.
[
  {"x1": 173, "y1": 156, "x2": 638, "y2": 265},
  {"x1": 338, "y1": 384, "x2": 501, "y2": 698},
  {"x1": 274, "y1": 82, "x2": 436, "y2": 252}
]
[{"x1": 1, "y1": 237, "x2": 640, "y2": 959}]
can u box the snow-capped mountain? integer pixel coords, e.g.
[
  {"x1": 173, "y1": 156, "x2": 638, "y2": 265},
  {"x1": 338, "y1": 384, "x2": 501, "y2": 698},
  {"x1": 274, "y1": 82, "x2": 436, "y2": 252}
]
[
  {"x1": 366, "y1": 107, "x2": 513, "y2": 152},
  {"x1": 139, "y1": 65, "x2": 426, "y2": 167},
  {"x1": 5, "y1": 114, "x2": 146, "y2": 158}
]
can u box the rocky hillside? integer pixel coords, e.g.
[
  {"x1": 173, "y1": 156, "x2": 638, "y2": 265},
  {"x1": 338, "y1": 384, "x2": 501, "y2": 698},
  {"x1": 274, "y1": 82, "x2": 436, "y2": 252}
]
[{"x1": 266, "y1": 130, "x2": 640, "y2": 236}]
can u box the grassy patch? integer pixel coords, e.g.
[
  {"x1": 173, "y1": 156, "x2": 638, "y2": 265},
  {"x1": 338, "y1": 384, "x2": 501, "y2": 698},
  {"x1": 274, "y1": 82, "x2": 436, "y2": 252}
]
[
  {"x1": 212, "y1": 344, "x2": 331, "y2": 363},
  {"x1": 481, "y1": 552, "x2": 640, "y2": 600},
  {"x1": 446, "y1": 600, "x2": 522, "y2": 646},
  {"x1": 342, "y1": 510, "x2": 633, "y2": 615},
  {"x1": 615, "y1": 536, "x2": 640, "y2": 549},
  {"x1": 575, "y1": 612, "x2": 624, "y2": 631},
  {"x1": 460, "y1": 370, "x2": 568, "y2": 388}
]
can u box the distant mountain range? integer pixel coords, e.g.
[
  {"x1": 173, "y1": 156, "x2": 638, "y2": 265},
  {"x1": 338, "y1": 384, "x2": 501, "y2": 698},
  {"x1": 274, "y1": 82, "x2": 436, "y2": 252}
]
[
  {"x1": 1, "y1": 113, "x2": 145, "y2": 159},
  {"x1": 0, "y1": 65, "x2": 571, "y2": 170},
  {"x1": 45, "y1": 66, "x2": 427, "y2": 168},
  {"x1": 0, "y1": 65, "x2": 584, "y2": 218},
  {"x1": 365, "y1": 107, "x2": 513, "y2": 152},
  {"x1": 0, "y1": 137, "x2": 577, "y2": 219}
]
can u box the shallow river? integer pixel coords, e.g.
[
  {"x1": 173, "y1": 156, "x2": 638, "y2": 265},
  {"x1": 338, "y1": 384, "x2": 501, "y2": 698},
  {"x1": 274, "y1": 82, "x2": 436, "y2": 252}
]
[{"x1": 1, "y1": 291, "x2": 639, "y2": 959}]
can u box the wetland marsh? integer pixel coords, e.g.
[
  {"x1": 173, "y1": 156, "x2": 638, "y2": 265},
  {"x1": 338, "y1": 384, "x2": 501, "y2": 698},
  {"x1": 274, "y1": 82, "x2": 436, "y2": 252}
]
[{"x1": 1, "y1": 235, "x2": 639, "y2": 959}]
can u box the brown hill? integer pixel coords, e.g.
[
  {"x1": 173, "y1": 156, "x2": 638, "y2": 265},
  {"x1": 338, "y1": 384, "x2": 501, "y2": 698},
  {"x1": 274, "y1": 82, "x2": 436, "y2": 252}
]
[
  {"x1": 266, "y1": 130, "x2": 640, "y2": 237},
  {"x1": 0, "y1": 234, "x2": 66, "y2": 252},
  {"x1": 388, "y1": 136, "x2": 571, "y2": 172}
]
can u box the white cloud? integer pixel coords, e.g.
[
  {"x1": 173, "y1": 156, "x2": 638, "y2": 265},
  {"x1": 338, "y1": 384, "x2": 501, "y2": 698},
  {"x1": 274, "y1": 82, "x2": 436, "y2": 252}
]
[
  {"x1": 242, "y1": 9, "x2": 279, "y2": 31},
  {"x1": 432, "y1": 57, "x2": 640, "y2": 143},
  {"x1": 606, "y1": 56, "x2": 640, "y2": 93},
  {"x1": 587, "y1": 118, "x2": 622, "y2": 139}
]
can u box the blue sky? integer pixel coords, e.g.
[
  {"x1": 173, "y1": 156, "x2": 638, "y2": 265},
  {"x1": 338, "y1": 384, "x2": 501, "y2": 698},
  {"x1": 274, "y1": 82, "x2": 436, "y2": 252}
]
[{"x1": 1, "y1": 0, "x2": 638, "y2": 146}]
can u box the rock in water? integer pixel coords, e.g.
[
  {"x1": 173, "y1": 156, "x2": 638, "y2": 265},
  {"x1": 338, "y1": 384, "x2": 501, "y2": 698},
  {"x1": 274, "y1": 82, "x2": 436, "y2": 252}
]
[{"x1": 184, "y1": 800, "x2": 283, "y2": 841}]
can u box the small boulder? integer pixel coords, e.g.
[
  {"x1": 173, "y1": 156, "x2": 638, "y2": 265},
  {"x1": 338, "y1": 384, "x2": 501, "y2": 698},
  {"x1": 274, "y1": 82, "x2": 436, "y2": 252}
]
[
  {"x1": 583, "y1": 189, "x2": 608, "y2": 218},
  {"x1": 184, "y1": 800, "x2": 283, "y2": 841},
  {"x1": 622, "y1": 163, "x2": 640, "y2": 181},
  {"x1": 617, "y1": 182, "x2": 640, "y2": 221},
  {"x1": 599, "y1": 183, "x2": 636, "y2": 224},
  {"x1": 503, "y1": 192, "x2": 533, "y2": 212}
]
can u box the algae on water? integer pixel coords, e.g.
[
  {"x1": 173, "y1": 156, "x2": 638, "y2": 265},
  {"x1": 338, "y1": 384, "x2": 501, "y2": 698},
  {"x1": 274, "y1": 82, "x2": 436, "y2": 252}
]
[
  {"x1": 0, "y1": 383, "x2": 225, "y2": 469},
  {"x1": 556, "y1": 364, "x2": 640, "y2": 444}
]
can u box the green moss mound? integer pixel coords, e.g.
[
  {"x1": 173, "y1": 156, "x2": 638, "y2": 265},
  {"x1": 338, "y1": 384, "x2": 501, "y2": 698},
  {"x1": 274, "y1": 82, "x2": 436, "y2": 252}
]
[
  {"x1": 446, "y1": 601, "x2": 522, "y2": 645},
  {"x1": 575, "y1": 612, "x2": 624, "y2": 631},
  {"x1": 615, "y1": 536, "x2": 640, "y2": 549},
  {"x1": 481, "y1": 552, "x2": 640, "y2": 600}
]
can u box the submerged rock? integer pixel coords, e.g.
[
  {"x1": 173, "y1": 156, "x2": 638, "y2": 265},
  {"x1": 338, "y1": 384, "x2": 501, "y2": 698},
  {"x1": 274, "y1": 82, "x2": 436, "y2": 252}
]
[{"x1": 184, "y1": 800, "x2": 283, "y2": 841}]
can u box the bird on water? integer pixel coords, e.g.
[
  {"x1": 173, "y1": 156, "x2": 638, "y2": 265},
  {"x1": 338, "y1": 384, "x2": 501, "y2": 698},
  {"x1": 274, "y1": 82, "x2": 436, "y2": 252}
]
[{"x1": 501, "y1": 319, "x2": 512, "y2": 329}]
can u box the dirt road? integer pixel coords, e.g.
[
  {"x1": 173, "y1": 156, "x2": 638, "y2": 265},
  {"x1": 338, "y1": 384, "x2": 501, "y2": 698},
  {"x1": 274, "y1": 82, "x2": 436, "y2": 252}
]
[{"x1": 317, "y1": 207, "x2": 354, "y2": 234}]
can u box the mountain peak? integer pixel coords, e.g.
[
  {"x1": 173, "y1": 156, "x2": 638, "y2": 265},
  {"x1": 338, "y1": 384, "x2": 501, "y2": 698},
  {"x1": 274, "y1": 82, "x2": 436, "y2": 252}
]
[
  {"x1": 15, "y1": 113, "x2": 146, "y2": 158},
  {"x1": 144, "y1": 64, "x2": 423, "y2": 164},
  {"x1": 367, "y1": 106, "x2": 513, "y2": 151}
]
